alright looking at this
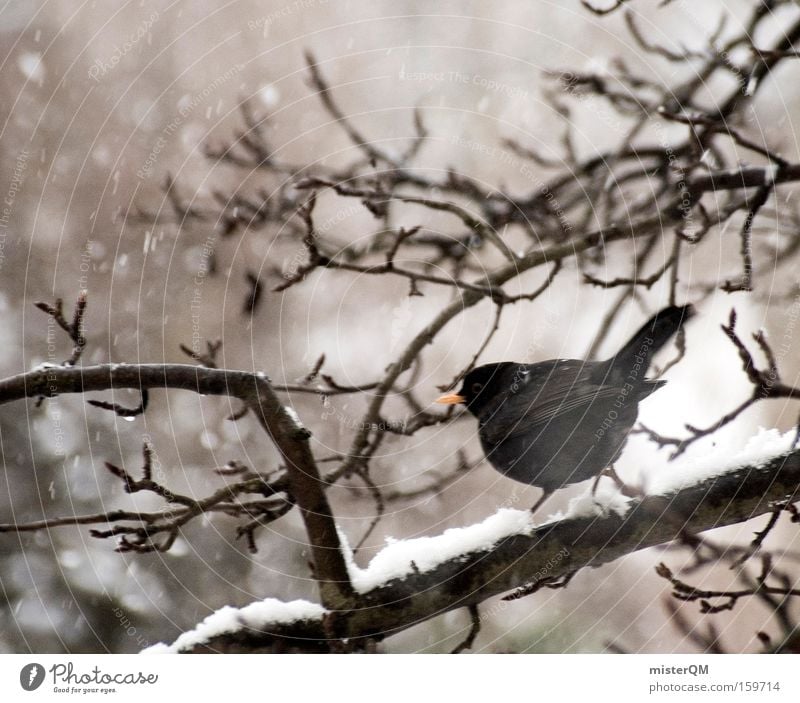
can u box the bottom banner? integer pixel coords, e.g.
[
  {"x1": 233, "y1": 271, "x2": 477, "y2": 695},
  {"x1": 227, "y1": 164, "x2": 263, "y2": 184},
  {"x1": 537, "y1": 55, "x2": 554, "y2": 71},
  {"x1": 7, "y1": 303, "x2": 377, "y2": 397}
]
[{"x1": 0, "y1": 653, "x2": 794, "y2": 702}]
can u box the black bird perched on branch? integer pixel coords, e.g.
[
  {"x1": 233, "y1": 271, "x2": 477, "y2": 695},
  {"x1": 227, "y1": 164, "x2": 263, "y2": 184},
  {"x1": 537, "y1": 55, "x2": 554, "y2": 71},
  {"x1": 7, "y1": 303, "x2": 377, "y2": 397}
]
[{"x1": 436, "y1": 304, "x2": 694, "y2": 514}]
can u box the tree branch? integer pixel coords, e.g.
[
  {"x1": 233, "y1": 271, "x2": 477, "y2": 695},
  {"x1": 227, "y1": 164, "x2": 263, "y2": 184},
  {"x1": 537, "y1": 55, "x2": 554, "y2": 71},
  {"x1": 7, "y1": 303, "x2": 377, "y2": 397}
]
[
  {"x1": 155, "y1": 446, "x2": 800, "y2": 651},
  {"x1": 0, "y1": 363, "x2": 354, "y2": 607}
]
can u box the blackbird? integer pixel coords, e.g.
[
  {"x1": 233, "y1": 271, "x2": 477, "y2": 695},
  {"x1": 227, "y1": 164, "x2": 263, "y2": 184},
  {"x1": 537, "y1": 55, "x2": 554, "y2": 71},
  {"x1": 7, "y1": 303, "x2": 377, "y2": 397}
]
[{"x1": 436, "y1": 304, "x2": 693, "y2": 513}]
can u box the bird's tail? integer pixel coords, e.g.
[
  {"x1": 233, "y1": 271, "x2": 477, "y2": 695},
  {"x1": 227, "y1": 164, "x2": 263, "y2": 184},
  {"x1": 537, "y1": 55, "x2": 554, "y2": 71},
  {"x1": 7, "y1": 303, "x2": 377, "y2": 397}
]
[{"x1": 611, "y1": 304, "x2": 694, "y2": 371}]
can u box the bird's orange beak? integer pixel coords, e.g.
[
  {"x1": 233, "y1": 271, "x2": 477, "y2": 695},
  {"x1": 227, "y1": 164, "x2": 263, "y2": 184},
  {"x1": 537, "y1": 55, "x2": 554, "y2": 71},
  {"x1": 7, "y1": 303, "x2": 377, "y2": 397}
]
[{"x1": 435, "y1": 392, "x2": 466, "y2": 405}]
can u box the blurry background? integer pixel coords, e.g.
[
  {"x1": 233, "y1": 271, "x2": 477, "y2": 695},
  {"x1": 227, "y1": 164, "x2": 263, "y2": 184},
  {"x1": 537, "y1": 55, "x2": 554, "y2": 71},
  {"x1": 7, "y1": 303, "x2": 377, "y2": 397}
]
[{"x1": 1, "y1": 0, "x2": 799, "y2": 653}]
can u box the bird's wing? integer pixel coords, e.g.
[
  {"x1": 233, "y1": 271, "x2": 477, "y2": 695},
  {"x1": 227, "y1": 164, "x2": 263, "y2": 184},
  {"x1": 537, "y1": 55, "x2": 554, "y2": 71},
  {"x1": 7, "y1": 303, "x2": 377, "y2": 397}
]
[{"x1": 480, "y1": 362, "x2": 623, "y2": 445}]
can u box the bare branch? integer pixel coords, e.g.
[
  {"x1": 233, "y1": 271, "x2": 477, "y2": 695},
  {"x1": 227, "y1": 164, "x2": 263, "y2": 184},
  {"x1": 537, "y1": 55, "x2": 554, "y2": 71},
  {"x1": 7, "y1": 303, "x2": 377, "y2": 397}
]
[
  {"x1": 87, "y1": 389, "x2": 149, "y2": 418},
  {"x1": 581, "y1": 0, "x2": 630, "y2": 16},
  {"x1": 0, "y1": 362, "x2": 355, "y2": 607},
  {"x1": 451, "y1": 605, "x2": 481, "y2": 653},
  {"x1": 304, "y1": 51, "x2": 391, "y2": 166},
  {"x1": 34, "y1": 291, "x2": 88, "y2": 366},
  {"x1": 636, "y1": 309, "x2": 800, "y2": 458}
]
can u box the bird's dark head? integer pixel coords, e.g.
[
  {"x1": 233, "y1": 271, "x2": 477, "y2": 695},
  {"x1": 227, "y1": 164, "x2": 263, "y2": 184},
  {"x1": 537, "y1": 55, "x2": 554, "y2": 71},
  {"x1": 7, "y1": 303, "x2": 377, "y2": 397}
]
[{"x1": 435, "y1": 362, "x2": 517, "y2": 417}]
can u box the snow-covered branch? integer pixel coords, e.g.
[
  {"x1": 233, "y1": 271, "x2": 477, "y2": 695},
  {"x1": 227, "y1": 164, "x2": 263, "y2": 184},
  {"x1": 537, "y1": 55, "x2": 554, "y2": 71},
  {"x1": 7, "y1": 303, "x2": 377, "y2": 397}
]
[{"x1": 147, "y1": 436, "x2": 800, "y2": 652}]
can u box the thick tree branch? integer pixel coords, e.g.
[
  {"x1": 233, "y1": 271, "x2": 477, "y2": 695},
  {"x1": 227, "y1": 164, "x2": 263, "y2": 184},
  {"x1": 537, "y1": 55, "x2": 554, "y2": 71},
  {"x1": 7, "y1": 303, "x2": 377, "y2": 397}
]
[
  {"x1": 157, "y1": 447, "x2": 800, "y2": 651},
  {"x1": 0, "y1": 363, "x2": 354, "y2": 607}
]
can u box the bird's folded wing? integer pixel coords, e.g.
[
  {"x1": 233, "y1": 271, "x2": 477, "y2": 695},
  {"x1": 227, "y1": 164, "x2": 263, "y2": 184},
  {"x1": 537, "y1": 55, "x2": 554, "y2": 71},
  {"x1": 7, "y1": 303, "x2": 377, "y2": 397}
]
[{"x1": 481, "y1": 378, "x2": 622, "y2": 445}]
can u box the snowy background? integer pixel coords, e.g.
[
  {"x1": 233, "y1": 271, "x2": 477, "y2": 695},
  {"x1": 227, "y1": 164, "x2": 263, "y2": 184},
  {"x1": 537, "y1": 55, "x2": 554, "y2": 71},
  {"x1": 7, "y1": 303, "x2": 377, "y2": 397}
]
[{"x1": 1, "y1": 0, "x2": 799, "y2": 653}]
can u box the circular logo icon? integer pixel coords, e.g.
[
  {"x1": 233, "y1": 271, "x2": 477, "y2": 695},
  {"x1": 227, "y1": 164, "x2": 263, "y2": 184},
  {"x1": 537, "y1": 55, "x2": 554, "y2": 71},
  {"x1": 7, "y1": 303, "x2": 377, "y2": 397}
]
[{"x1": 20, "y1": 663, "x2": 45, "y2": 692}]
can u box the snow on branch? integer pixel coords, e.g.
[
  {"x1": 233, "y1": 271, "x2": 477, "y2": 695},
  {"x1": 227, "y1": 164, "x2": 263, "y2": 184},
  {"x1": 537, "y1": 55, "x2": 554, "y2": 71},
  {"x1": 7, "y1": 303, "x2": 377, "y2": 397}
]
[
  {"x1": 143, "y1": 600, "x2": 327, "y2": 654},
  {"x1": 146, "y1": 434, "x2": 800, "y2": 652}
]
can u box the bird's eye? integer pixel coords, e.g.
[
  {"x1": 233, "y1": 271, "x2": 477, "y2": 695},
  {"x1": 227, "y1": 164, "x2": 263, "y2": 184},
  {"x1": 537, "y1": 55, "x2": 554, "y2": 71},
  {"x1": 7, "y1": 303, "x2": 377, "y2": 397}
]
[{"x1": 471, "y1": 382, "x2": 483, "y2": 394}]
